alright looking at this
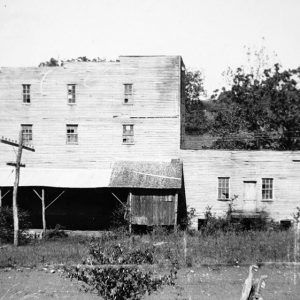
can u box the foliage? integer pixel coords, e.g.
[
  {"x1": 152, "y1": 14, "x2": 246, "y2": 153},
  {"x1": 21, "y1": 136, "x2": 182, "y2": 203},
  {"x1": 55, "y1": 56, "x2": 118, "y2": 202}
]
[
  {"x1": 64, "y1": 265, "x2": 174, "y2": 300},
  {"x1": 181, "y1": 206, "x2": 196, "y2": 229},
  {"x1": 208, "y1": 64, "x2": 300, "y2": 150},
  {"x1": 64, "y1": 240, "x2": 175, "y2": 299},
  {"x1": 85, "y1": 242, "x2": 154, "y2": 265},
  {"x1": 44, "y1": 224, "x2": 68, "y2": 240},
  {"x1": 184, "y1": 69, "x2": 210, "y2": 135},
  {"x1": 184, "y1": 45, "x2": 300, "y2": 150},
  {"x1": 38, "y1": 56, "x2": 117, "y2": 67},
  {"x1": 0, "y1": 206, "x2": 31, "y2": 244}
]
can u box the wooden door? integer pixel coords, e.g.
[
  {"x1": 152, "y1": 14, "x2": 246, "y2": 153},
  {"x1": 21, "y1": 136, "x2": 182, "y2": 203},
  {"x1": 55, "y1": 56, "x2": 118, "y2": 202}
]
[
  {"x1": 243, "y1": 181, "x2": 257, "y2": 212},
  {"x1": 131, "y1": 193, "x2": 175, "y2": 226}
]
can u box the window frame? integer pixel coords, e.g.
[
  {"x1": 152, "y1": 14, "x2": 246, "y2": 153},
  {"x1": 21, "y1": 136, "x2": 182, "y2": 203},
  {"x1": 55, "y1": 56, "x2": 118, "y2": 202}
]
[
  {"x1": 21, "y1": 124, "x2": 33, "y2": 144},
  {"x1": 22, "y1": 84, "x2": 31, "y2": 104},
  {"x1": 122, "y1": 124, "x2": 134, "y2": 145},
  {"x1": 123, "y1": 83, "x2": 133, "y2": 105},
  {"x1": 66, "y1": 124, "x2": 78, "y2": 145},
  {"x1": 67, "y1": 84, "x2": 76, "y2": 104},
  {"x1": 262, "y1": 178, "x2": 274, "y2": 201},
  {"x1": 217, "y1": 177, "x2": 230, "y2": 200}
]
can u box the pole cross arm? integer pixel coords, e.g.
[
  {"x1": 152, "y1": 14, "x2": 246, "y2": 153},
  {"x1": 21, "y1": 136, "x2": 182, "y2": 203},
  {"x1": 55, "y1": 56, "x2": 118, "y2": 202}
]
[
  {"x1": 7, "y1": 162, "x2": 26, "y2": 168},
  {"x1": 1, "y1": 137, "x2": 35, "y2": 152}
]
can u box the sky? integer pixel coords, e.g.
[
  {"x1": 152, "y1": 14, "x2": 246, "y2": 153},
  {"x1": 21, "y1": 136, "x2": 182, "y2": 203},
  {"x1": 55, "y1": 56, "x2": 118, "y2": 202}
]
[{"x1": 0, "y1": 0, "x2": 300, "y2": 95}]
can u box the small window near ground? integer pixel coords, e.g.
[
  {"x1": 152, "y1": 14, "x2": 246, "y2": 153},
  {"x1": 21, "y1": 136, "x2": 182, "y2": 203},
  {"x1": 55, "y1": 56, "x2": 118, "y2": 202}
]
[
  {"x1": 21, "y1": 124, "x2": 33, "y2": 144},
  {"x1": 67, "y1": 84, "x2": 76, "y2": 104},
  {"x1": 122, "y1": 124, "x2": 134, "y2": 144},
  {"x1": 22, "y1": 84, "x2": 31, "y2": 103},
  {"x1": 66, "y1": 124, "x2": 78, "y2": 144},
  {"x1": 218, "y1": 177, "x2": 230, "y2": 200},
  {"x1": 123, "y1": 83, "x2": 133, "y2": 104},
  {"x1": 262, "y1": 178, "x2": 273, "y2": 200}
]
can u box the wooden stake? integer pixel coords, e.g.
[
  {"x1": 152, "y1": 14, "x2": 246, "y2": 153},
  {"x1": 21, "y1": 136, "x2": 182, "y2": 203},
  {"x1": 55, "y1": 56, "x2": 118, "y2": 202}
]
[
  {"x1": 33, "y1": 189, "x2": 47, "y2": 236},
  {"x1": 174, "y1": 193, "x2": 178, "y2": 232},
  {"x1": 12, "y1": 130, "x2": 23, "y2": 246},
  {"x1": 41, "y1": 189, "x2": 46, "y2": 236},
  {"x1": 129, "y1": 192, "x2": 132, "y2": 234}
]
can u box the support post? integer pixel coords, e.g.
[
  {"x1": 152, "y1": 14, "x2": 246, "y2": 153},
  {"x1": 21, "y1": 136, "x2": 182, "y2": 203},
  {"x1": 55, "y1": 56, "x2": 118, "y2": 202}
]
[
  {"x1": 41, "y1": 189, "x2": 46, "y2": 236},
  {"x1": 13, "y1": 130, "x2": 23, "y2": 246},
  {"x1": 0, "y1": 189, "x2": 2, "y2": 208},
  {"x1": 129, "y1": 192, "x2": 132, "y2": 234},
  {"x1": 174, "y1": 193, "x2": 178, "y2": 232}
]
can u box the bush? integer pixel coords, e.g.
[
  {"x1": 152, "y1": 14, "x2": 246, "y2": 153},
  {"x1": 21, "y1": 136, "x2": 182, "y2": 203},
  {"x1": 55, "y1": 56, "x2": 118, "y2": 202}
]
[
  {"x1": 44, "y1": 224, "x2": 68, "y2": 240},
  {"x1": 86, "y1": 242, "x2": 154, "y2": 265},
  {"x1": 0, "y1": 206, "x2": 31, "y2": 244},
  {"x1": 64, "y1": 265, "x2": 174, "y2": 300}
]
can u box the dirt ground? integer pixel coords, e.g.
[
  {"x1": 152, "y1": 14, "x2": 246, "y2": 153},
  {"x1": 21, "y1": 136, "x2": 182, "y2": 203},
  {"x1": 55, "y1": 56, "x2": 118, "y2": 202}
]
[{"x1": 0, "y1": 265, "x2": 300, "y2": 300}]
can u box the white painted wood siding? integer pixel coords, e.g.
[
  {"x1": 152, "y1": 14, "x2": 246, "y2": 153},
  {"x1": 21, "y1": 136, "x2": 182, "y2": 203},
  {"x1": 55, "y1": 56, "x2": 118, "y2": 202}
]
[
  {"x1": 0, "y1": 56, "x2": 183, "y2": 169},
  {"x1": 181, "y1": 150, "x2": 300, "y2": 226}
]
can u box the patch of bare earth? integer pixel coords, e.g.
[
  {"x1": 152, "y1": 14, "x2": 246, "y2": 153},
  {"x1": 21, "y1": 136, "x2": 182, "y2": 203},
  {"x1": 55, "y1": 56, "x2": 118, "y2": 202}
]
[{"x1": 1, "y1": 265, "x2": 300, "y2": 300}]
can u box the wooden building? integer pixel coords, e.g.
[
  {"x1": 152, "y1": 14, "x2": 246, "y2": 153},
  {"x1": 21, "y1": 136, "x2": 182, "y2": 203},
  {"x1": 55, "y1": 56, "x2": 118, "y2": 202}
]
[
  {"x1": 0, "y1": 56, "x2": 185, "y2": 229},
  {"x1": 0, "y1": 54, "x2": 299, "y2": 230},
  {"x1": 181, "y1": 149, "x2": 300, "y2": 228}
]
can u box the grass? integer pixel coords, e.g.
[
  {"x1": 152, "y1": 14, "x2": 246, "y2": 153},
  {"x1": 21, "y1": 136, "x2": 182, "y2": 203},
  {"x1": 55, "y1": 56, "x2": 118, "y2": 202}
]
[
  {"x1": 0, "y1": 236, "x2": 90, "y2": 268},
  {"x1": 0, "y1": 228, "x2": 296, "y2": 269}
]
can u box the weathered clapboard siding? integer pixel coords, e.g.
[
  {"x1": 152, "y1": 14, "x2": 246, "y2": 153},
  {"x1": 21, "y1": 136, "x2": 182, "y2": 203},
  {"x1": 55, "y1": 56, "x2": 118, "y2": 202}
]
[
  {"x1": 0, "y1": 56, "x2": 183, "y2": 169},
  {"x1": 181, "y1": 150, "x2": 300, "y2": 227},
  {"x1": 131, "y1": 192, "x2": 176, "y2": 226}
]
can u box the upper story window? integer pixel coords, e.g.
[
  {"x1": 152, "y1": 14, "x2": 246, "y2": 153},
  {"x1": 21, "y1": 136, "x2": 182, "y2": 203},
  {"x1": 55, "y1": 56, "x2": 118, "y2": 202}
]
[
  {"x1": 22, "y1": 84, "x2": 31, "y2": 103},
  {"x1": 123, "y1": 83, "x2": 133, "y2": 104},
  {"x1": 67, "y1": 84, "x2": 76, "y2": 104},
  {"x1": 122, "y1": 124, "x2": 134, "y2": 144},
  {"x1": 66, "y1": 124, "x2": 78, "y2": 144},
  {"x1": 262, "y1": 178, "x2": 273, "y2": 200},
  {"x1": 218, "y1": 177, "x2": 230, "y2": 200},
  {"x1": 21, "y1": 124, "x2": 33, "y2": 144}
]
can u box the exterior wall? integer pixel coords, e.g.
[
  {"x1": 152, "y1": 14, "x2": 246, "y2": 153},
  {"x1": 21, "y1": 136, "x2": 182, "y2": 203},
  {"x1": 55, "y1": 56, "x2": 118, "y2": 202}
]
[
  {"x1": 0, "y1": 56, "x2": 183, "y2": 169},
  {"x1": 181, "y1": 150, "x2": 300, "y2": 227}
]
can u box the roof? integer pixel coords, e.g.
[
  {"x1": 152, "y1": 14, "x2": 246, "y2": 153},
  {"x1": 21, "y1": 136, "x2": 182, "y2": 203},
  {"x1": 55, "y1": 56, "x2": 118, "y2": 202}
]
[
  {"x1": 109, "y1": 160, "x2": 182, "y2": 189},
  {"x1": 0, "y1": 160, "x2": 182, "y2": 189},
  {"x1": 0, "y1": 168, "x2": 112, "y2": 188}
]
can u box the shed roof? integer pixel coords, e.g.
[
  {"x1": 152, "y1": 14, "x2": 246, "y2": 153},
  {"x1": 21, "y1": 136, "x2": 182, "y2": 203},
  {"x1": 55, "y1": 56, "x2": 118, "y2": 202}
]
[
  {"x1": 109, "y1": 160, "x2": 182, "y2": 189},
  {"x1": 0, "y1": 160, "x2": 182, "y2": 189},
  {"x1": 0, "y1": 168, "x2": 112, "y2": 188}
]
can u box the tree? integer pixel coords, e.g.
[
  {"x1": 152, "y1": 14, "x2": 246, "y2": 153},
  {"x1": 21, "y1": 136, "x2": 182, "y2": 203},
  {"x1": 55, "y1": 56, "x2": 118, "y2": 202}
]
[
  {"x1": 184, "y1": 70, "x2": 210, "y2": 134},
  {"x1": 210, "y1": 64, "x2": 300, "y2": 150}
]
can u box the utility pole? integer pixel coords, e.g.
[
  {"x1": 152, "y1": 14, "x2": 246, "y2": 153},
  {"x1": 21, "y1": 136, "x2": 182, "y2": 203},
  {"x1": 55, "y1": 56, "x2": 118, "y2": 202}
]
[{"x1": 1, "y1": 131, "x2": 35, "y2": 246}]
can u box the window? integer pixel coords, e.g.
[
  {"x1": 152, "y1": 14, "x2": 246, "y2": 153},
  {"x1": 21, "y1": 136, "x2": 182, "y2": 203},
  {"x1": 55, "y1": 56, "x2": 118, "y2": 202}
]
[
  {"x1": 123, "y1": 83, "x2": 133, "y2": 104},
  {"x1": 21, "y1": 124, "x2": 32, "y2": 144},
  {"x1": 218, "y1": 177, "x2": 230, "y2": 200},
  {"x1": 262, "y1": 178, "x2": 273, "y2": 200},
  {"x1": 67, "y1": 84, "x2": 76, "y2": 104},
  {"x1": 22, "y1": 84, "x2": 31, "y2": 103},
  {"x1": 122, "y1": 124, "x2": 134, "y2": 144},
  {"x1": 66, "y1": 124, "x2": 78, "y2": 144}
]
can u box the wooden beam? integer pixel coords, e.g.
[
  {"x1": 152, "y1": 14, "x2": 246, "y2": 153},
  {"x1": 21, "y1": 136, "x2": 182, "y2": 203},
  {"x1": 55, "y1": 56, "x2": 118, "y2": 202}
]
[
  {"x1": 174, "y1": 193, "x2": 178, "y2": 232},
  {"x1": 129, "y1": 192, "x2": 132, "y2": 234},
  {"x1": 0, "y1": 189, "x2": 11, "y2": 207},
  {"x1": 1, "y1": 137, "x2": 35, "y2": 152},
  {"x1": 41, "y1": 189, "x2": 46, "y2": 236},
  {"x1": 12, "y1": 130, "x2": 23, "y2": 246},
  {"x1": 7, "y1": 162, "x2": 26, "y2": 168},
  {"x1": 111, "y1": 192, "x2": 127, "y2": 208},
  {"x1": 45, "y1": 191, "x2": 65, "y2": 210}
]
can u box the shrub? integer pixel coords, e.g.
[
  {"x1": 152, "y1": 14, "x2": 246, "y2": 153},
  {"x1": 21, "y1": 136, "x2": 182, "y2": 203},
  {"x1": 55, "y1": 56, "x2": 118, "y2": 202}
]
[
  {"x1": 86, "y1": 242, "x2": 154, "y2": 265},
  {"x1": 0, "y1": 206, "x2": 31, "y2": 244},
  {"x1": 64, "y1": 265, "x2": 175, "y2": 300},
  {"x1": 44, "y1": 224, "x2": 68, "y2": 240}
]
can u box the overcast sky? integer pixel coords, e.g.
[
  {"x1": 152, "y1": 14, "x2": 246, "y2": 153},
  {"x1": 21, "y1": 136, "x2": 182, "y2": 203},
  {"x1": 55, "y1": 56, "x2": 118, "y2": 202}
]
[{"x1": 0, "y1": 0, "x2": 299, "y2": 95}]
